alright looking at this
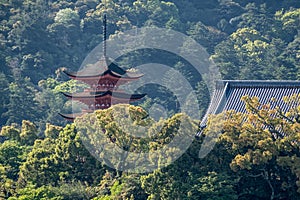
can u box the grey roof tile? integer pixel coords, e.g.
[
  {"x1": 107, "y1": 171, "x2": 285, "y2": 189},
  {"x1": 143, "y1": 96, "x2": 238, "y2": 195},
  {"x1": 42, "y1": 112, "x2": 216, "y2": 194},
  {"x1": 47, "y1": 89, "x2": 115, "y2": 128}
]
[{"x1": 196, "y1": 80, "x2": 300, "y2": 137}]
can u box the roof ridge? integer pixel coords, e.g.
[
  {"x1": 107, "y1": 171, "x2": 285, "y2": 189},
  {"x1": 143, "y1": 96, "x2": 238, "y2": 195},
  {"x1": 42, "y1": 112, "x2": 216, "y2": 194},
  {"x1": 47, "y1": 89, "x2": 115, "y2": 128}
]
[{"x1": 216, "y1": 80, "x2": 300, "y2": 87}]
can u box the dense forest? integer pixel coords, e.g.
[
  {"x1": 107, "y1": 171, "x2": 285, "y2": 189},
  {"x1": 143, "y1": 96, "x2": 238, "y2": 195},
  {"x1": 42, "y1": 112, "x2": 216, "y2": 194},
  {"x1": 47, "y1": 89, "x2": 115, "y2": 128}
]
[{"x1": 1, "y1": 0, "x2": 300, "y2": 199}]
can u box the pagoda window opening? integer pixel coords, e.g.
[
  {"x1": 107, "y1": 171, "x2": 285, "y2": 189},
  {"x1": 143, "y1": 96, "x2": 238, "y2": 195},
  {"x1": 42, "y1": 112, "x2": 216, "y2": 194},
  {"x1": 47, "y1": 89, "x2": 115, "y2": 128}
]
[
  {"x1": 109, "y1": 83, "x2": 114, "y2": 88},
  {"x1": 105, "y1": 99, "x2": 110, "y2": 107}
]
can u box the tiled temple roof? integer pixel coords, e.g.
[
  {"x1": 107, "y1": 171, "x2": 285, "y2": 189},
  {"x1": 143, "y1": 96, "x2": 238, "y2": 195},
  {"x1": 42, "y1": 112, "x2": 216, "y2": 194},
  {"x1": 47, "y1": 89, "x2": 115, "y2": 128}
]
[{"x1": 196, "y1": 80, "x2": 300, "y2": 137}]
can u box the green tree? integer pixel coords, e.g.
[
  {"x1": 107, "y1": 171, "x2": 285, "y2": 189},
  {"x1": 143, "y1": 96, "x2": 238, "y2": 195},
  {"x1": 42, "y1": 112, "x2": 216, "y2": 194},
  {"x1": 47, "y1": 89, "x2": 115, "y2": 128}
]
[
  {"x1": 212, "y1": 27, "x2": 286, "y2": 80},
  {"x1": 19, "y1": 123, "x2": 104, "y2": 187},
  {"x1": 3, "y1": 77, "x2": 41, "y2": 124},
  {"x1": 209, "y1": 95, "x2": 300, "y2": 199},
  {"x1": 130, "y1": 0, "x2": 182, "y2": 29},
  {"x1": 0, "y1": 140, "x2": 24, "y2": 198},
  {"x1": 18, "y1": 137, "x2": 58, "y2": 187},
  {"x1": 0, "y1": 123, "x2": 21, "y2": 142},
  {"x1": 276, "y1": 8, "x2": 300, "y2": 38},
  {"x1": 188, "y1": 21, "x2": 227, "y2": 53},
  {"x1": 140, "y1": 136, "x2": 237, "y2": 200},
  {"x1": 20, "y1": 120, "x2": 38, "y2": 145},
  {"x1": 93, "y1": 172, "x2": 147, "y2": 200},
  {"x1": 0, "y1": 73, "x2": 9, "y2": 126},
  {"x1": 236, "y1": 3, "x2": 275, "y2": 38}
]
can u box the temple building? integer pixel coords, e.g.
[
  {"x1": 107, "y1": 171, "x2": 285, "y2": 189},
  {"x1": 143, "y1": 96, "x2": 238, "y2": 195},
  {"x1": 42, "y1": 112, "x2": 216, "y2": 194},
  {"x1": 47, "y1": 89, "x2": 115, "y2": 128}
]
[
  {"x1": 197, "y1": 80, "x2": 300, "y2": 136},
  {"x1": 59, "y1": 14, "x2": 145, "y2": 120}
]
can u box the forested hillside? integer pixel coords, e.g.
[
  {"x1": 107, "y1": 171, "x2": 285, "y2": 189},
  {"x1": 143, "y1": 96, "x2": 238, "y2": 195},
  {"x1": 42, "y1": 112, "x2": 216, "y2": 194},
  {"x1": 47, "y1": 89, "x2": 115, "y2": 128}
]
[{"x1": 1, "y1": 0, "x2": 300, "y2": 199}]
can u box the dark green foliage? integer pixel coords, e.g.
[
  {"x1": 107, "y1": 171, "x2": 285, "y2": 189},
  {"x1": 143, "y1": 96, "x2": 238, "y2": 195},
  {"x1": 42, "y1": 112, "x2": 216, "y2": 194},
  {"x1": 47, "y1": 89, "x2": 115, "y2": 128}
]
[
  {"x1": 19, "y1": 123, "x2": 104, "y2": 187},
  {"x1": 2, "y1": 78, "x2": 42, "y2": 125},
  {"x1": 0, "y1": 73, "x2": 10, "y2": 126}
]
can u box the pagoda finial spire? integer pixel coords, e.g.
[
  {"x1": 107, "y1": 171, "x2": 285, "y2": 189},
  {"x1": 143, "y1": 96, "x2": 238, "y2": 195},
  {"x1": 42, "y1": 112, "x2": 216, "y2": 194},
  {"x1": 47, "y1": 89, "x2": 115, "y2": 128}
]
[{"x1": 103, "y1": 0, "x2": 107, "y2": 57}]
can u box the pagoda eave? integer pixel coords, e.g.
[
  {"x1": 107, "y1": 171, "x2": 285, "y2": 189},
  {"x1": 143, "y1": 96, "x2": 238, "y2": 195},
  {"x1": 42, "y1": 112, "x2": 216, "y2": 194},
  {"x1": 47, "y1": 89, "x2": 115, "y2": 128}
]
[
  {"x1": 62, "y1": 91, "x2": 146, "y2": 100},
  {"x1": 63, "y1": 69, "x2": 143, "y2": 80},
  {"x1": 59, "y1": 113, "x2": 83, "y2": 121}
]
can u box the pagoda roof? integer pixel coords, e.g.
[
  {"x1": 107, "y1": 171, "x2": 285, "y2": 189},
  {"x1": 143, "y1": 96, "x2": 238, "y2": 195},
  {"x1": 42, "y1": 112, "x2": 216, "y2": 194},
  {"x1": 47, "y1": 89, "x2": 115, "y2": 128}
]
[
  {"x1": 58, "y1": 112, "x2": 84, "y2": 120},
  {"x1": 63, "y1": 56, "x2": 143, "y2": 79},
  {"x1": 197, "y1": 80, "x2": 300, "y2": 136},
  {"x1": 62, "y1": 90, "x2": 146, "y2": 100}
]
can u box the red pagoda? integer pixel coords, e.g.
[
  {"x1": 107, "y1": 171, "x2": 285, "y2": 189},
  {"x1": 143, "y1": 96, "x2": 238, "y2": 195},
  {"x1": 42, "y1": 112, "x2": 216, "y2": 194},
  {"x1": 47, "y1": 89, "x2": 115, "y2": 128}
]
[{"x1": 59, "y1": 14, "x2": 145, "y2": 120}]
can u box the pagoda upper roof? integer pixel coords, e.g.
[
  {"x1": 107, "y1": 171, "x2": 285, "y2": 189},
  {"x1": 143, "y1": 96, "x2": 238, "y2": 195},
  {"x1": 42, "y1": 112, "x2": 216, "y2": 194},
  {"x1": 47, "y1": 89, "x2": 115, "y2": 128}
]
[
  {"x1": 62, "y1": 90, "x2": 146, "y2": 100},
  {"x1": 63, "y1": 56, "x2": 143, "y2": 79},
  {"x1": 197, "y1": 80, "x2": 300, "y2": 137}
]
